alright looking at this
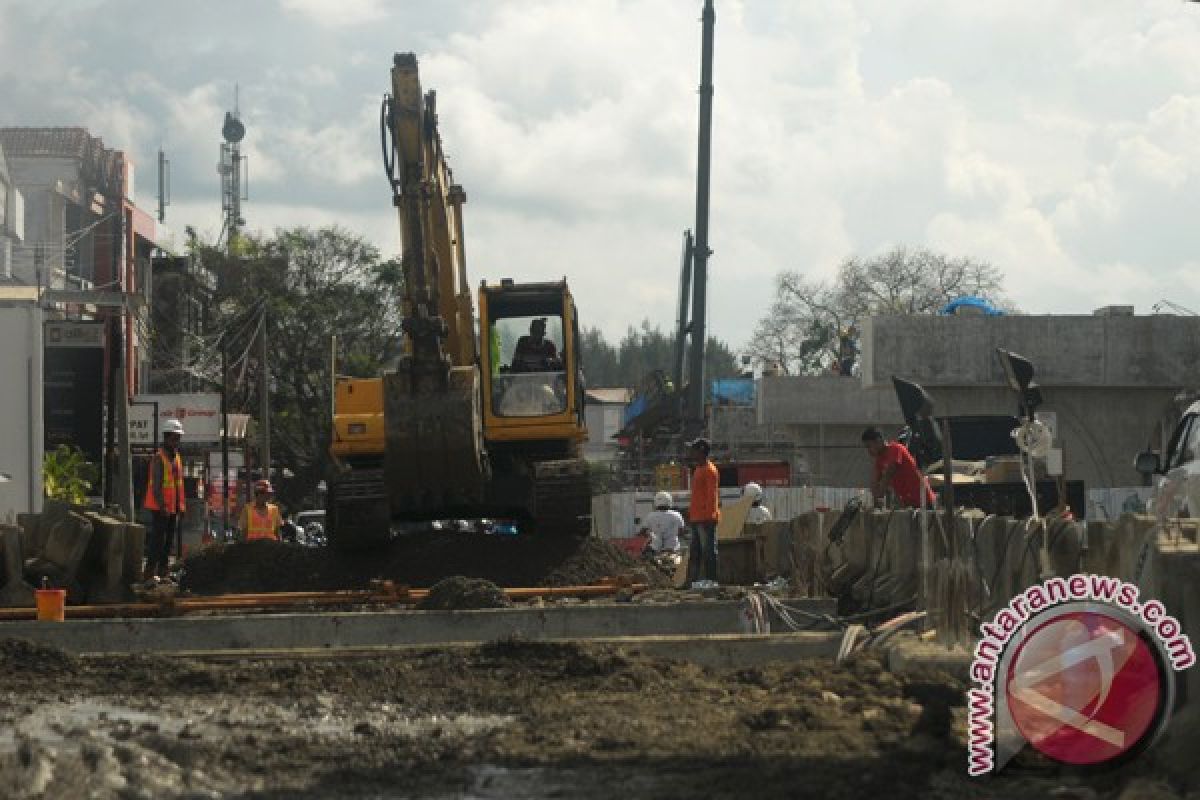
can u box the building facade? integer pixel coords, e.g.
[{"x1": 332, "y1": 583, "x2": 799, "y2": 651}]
[{"x1": 0, "y1": 127, "x2": 162, "y2": 506}]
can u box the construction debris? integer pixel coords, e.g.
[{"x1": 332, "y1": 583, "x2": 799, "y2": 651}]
[
  {"x1": 180, "y1": 533, "x2": 669, "y2": 594},
  {"x1": 416, "y1": 576, "x2": 513, "y2": 610}
]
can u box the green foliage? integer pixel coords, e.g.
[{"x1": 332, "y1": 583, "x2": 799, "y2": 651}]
[
  {"x1": 579, "y1": 320, "x2": 741, "y2": 388},
  {"x1": 43, "y1": 445, "x2": 99, "y2": 505},
  {"x1": 189, "y1": 226, "x2": 406, "y2": 510},
  {"x1": 748, "y1": 246, "x2": 1008, "y2": 375}
]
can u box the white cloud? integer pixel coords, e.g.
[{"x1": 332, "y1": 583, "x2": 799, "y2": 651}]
[
  {"x1": 3, "y1": 0, "x2": 1200, "y2": 348},
  {"x1": 278, "y1": 0, "x2": 385, "y2": 27}
]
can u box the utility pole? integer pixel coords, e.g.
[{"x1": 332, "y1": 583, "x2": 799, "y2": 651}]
[
  {"x1": 685, "y1": 0, "x2": 715, "y2": 437},
  {"x1": 220, "y1": 341, "x2": 230, "y2": 537},
  {"x1": 258, "y1": 306, "x2": 270, "y2": 481},
  {"x1": 156, "y1": 149, "x2": 169, "y2": 224}
]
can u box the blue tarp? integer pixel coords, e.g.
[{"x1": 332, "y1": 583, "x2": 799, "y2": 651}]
[
  {"x1": 940, "y1": 296, "x2": 1004, "y2": 316},
  {"x1": 623, "y1": 395, "x2": 649, "y2": 427},
  {"x1": 711, "y1": 379, "x2": 755, "y2": 407}
]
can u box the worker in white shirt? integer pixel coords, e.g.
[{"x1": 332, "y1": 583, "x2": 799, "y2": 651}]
[
  {"x1": 744, "y1": 483, "x2": 772, "y2": 525},
  {"x1": 638, "y1": 491, "x2": 686, "y2": 554}
]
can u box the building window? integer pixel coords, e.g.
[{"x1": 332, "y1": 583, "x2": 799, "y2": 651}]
[{"x1": 0, "y1": 179, "x2": 7, "y2": 230}]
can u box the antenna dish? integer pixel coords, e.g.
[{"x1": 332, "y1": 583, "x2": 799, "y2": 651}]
[{"x1": 222, "y1": 112, "x2": 245, "y2": 144}]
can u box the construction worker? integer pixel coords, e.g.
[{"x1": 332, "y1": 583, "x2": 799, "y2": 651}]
[
  {"x1": 685, "y1": 437, "x2": 720, "y2": 584},
  {"x1": 143, "y1": 418, "x2": 187, "y2": 582},
  {"x1": 638, "y1": 491, "x2": 685, "y2": 555},
  {"x1": 512, "y1": 318, "x2": 558, "y2": 372},
  {"x1": 743, "y1": 482, "x2": 772, "y2": 525},
  {"x1": 240, "y1": 479, "x2": 283, "y2": 542},
  {"x1": 862, "y1": 427, "x2": 936, "y2": 509}
]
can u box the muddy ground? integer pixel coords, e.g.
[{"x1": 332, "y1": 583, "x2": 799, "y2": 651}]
[
  {"x1": 180, "y1": 534, "x2": 669, "y2": 595},
  {"x1": 0, "y1": 638, "x2": 1193, "y2": 800}
]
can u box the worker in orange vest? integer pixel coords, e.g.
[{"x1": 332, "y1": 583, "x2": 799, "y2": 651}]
[
  {"x1": 143, "y1": 418, "x2": 187, "y2": 582},
  {"x1": 240, "y1": 479, "x2": 282, "y2": 542}
]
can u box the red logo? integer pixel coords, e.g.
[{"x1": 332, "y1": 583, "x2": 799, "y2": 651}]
[{"x1": 1006, "y1": 610, "x2": 1164, "y2": 766}]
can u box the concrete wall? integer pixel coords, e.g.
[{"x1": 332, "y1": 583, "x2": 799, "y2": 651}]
[
  {"x1": 857, "y1": 314, "x2": 1200, "y2": 488},
  {"x1": 0, "y1": 300, "x2": 43, "y2": 521},
  {"x1": 753, "y1": 376, "x2": 905, "y2": 487},
  {"x1": 862, "y1": 314, "x2": 1200, "y2": 389},
  {"x1": 583, "y1": 402, "x2": 624, "y2": 462}
]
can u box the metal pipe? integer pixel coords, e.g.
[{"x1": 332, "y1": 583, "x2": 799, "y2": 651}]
[
  {"x1": 673, "y1": 230, "x2": 694, "y2": 391},
  {"x1": 0, "y1": 584, "x2": 650, "y2": 621}
]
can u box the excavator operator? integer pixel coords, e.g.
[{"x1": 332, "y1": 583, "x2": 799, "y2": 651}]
[{"x1": 511, "y1": 318, "x2": 560, "y2": 372}]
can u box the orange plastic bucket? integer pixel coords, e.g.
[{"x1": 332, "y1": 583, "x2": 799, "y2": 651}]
[{"x1": 34, "y1": 589, "x2": 67, "y2": 622}]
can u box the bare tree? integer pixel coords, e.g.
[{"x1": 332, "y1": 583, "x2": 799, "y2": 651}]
[{"x1": 747, "y1": 246, "x2": 1008, "y2": 375}]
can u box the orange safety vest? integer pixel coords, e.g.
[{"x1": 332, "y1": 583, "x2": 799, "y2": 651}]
[
  {"x1": 244, "y1": 504, "x2": 280, "y2": 541},
  {"x1": 143, "y1": 448, "x2": 186, "y2": 514}
]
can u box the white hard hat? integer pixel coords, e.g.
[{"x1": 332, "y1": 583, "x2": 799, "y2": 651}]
[
  {"x1": 743, "y1": 482, "x2": 763, "y2": 502},
  {"x1": 162, "y1": 418, "x2": 185, "y2": 436},
  {"x1": 654, "y1": 491, "x2": 672, "y2": 509}
]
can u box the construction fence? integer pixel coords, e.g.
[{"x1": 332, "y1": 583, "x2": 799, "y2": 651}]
[{"x1": 741, "y1": 508, "x2": 1198, "y2": 678}]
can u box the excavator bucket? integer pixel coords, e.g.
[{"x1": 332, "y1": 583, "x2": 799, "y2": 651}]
[{"x1": 383, "y1": 365, "x2": 488, "y2": 518}]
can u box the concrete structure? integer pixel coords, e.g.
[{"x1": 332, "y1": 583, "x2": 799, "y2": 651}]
[
  {"x1": 0, "y1": 599, "x2": 839, "y2": 656},
  {"x1": 861, "y1": 313, "x2": 1200, "y2": 487},
  {"x1": 583, "y1": 387, "x2": 631, "y2": 463},
  {"x1": 0, "y1": 127, "x2": 161, "y2": 394},
  {"x1": 0, "y1": 291, "x2": 44, "y2": 521},
  {"x1": 0, "y1": 143, "x2": 25, "y2": 281},
  {"x1": 755, "y1": 375, "x2": 904, "y2": 487},
  {"x1": 0, "y1": 128, "x2": 164, "y2": 511}
]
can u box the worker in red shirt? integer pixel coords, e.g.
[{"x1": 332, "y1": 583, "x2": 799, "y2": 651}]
[
  {"x1": 862, "y1": 427, "x2": 936, "y2": 509},
  {"x1": 685, "y1": 437, "x2": 721, "y2": 584}
]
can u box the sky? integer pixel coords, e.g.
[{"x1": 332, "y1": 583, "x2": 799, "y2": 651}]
[{"x1": 2, "y1": 0, "x2": 1199, "y2": 350}]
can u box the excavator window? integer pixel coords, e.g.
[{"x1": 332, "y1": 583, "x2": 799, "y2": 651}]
[{"x1": 490, "y1": 313, "x2": 567, "y2": 417}]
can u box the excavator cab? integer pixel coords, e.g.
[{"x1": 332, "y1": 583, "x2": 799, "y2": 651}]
[{"x1": 481, "y1": 281, "x2": 583, "y2": 432}]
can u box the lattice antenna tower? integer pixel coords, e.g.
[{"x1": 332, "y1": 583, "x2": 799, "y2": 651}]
[{"x1": 218, "y1": 85, "x2": 248, "y2": 250}]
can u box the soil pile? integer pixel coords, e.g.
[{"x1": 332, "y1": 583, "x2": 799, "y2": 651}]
[
  {"x1": 180, "y1": 533, "x2": 667, "y2": 594},
  {"x1": 417, "y1": 577, "x2": 513, "y2": 610},
  {"x1": 0, "y1": 638, "x2": 77, "y2": 676}
]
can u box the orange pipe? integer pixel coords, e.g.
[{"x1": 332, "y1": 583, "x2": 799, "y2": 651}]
[{"x1": 0, "y1": 583, "x2": 649, "y2": 621}]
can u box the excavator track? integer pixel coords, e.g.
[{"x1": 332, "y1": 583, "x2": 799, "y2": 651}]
[{"x1": 531, "y1": 458, "x2": 592, "y2": 536}]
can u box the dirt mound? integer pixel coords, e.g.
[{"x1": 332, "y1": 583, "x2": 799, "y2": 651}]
[
  {"x1": 0, "y1": 638, "x2": 78, "y2": 675},
  {"x1": 180, "y1": 533, "x2": 666, "y2": 594},
  {"x1": 417, "y1": 577, "x2": 513, "y2": 610}
]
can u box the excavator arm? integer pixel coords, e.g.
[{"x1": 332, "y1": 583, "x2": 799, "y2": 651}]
[{"x1": 384, "y1": 52, "x2": 476, "y2": 377}]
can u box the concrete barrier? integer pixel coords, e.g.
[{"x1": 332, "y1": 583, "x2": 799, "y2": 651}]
[
  {"x1": 0, "y1": 525, "x2": 33, "y2": 607},
  {"x1": 0, "y1": 599, "x2": 838, "y2": 655}
]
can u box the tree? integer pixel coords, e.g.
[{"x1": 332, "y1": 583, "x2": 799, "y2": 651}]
[
  {"x1": 747, "y1": 246, "x2": 1007, "y2": 375},
  {"x1": 578, "y1": 326, "x2": 619, "y2": 386},
  {"x1": 578, "y1": 321, "x2": 741, "y2": 388},
  {"x1": 188, "y1": 226, "x2": 405, "y2": 510}
]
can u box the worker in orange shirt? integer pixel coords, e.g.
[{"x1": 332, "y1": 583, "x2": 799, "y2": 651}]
[
  {"x1": 240, "y1": 479, "x2": 283, "y2": 542},
  {"x1": 685, "y1": 437, "x2": 721, "y2": 584}
]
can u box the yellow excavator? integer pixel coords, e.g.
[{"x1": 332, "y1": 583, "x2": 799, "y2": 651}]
[{"x1": 326, "y1": 53, "x2": 591, "y2": 547}]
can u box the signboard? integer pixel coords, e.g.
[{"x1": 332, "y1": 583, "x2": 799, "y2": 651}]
[
  {"x1": 206, "y1": 450, "x2": 245, "y2": 471},
  {"x1": 133, "y1": 393, "x2": 222, "y2": 445},
  {"x1": 44, "y1": 321, "x2": 105, "y2": 468},
  {"x1": 129, "y1": 401, "x2": 159, "y2": 452},
  {"x1": 45, "y1": 321, "x2": 106, "y2": 348}
]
